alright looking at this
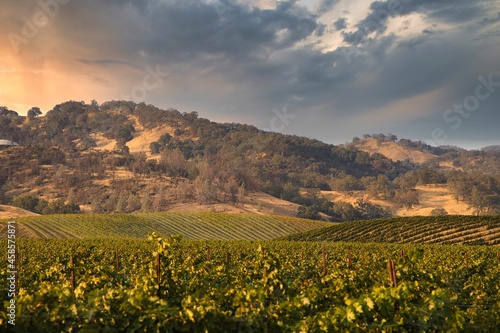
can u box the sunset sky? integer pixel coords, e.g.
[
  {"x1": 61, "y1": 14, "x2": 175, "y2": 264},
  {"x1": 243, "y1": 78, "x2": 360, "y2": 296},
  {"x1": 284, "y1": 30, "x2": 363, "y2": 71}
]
[{"x1": 1, "y1": 0, "x2": 499, "y2": 148}]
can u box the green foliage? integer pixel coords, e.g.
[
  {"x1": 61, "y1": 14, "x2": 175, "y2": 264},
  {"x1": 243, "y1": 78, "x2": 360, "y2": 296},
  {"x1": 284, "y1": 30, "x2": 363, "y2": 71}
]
[
  {"x1": 283, "y1": 215, "x2": 500, "y2": 245},
  {"x1": 10, "y1": 195, "x2": 80, "y2": 215},
  {"x1": 1, "y1": 239, "x2": 500, "y2": 331},
  {"x1": 297, "y1": 205, "x2": 322, "y2": 220},
  {"x1": 10, "y1": 195, "x2": 42, "y2": 213},
  {"x1": 0, "y1": 212, "x2": 328, "y2": 240}
]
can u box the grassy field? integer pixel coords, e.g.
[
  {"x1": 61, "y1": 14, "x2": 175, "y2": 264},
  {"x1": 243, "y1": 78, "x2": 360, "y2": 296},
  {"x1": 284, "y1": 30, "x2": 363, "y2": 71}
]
[
  {"x1": 281, "y1": 215, "x2": 500, "y2": 245},
  {"x1": 0, "y1": 212, "x2": 329, "y2": 240}
]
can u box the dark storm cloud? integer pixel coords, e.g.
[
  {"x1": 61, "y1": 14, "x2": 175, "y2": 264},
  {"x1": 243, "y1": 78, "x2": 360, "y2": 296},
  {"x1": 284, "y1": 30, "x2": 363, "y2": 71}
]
[
  {"x1": 115, "y1": 0, "x2": 320, "y2": 60},
  {"x1": 479, "y1": 12, "x2": 500, "y2": 25},
  {"x1": 316, "y1": 0, "x2": 340, "y2": 15},
  {"x1": 342, "y1": 0, "x2": 496, "y2": 45},
  {"x1": 1, "y1": 0, "x2": 499, "y2": 147},
  {"x1": 333, "y1": 17, "x2": 347, "y2": 31}
]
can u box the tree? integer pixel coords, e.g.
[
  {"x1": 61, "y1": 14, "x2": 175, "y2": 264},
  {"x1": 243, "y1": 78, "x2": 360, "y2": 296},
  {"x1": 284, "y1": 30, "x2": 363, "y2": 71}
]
[
  {"x1": 331, "y1": 202, "x2": 361, "y2": 221},
  {"x1": 158, "y1": 133, "x2": 172, "y2": 146},
  {"x1": 355, "y1": 199, "x2": 391, "y2": 219},
  {"x1": 395, "y1": 189, "x2": 420, "y2": 210},
  {"x1": 11, "y1": 195, "x2": 41, "y2": 212},
  {"x1": 431, "y1": 208, "x2": 448, "y2": 216},
  {"x1": 27, "y1": 107, "x2": 42, "y2": 120},
  {"x1": 152, "y1": 186, "x2": 166, "y2": 212},
  {"x1": 126, "y1": 193, "x2": 141, "y2": 212},
  {"x1": 368, "y1": 175, "x2": 395, "y2": 200},
  {"x1": 470, "y1": 187, "x2": 488, "y2": 216},
  {"x1": 150, "y1": 142, "x2": 161, "y2": 155},
  {"x1": 41, "y1": 199, "x2": 81, "y2": 214},
  {"x1": 297, "y1": 206, "x2": 321, "y2": 220},
  {"x1": 115, "y1": 194, "x2": 127, "y2": 213},
  {"x1": 115, "y1": 125, "x2": 134, "y2": 143},
  {"x1": 114, "y1": 141, "x2": 130, "y2": 155},
  {"x1": 330, "y1": 175, "x2": 362, "y2": 197},
  {"x1": 393, "y1": 173, "x2": 418, "y2": 190}
]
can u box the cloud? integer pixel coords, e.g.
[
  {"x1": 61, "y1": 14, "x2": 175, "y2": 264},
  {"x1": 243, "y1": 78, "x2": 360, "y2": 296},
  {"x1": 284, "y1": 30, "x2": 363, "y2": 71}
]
[
  {"x1": 0, "y1": 0, "x2": 499, "y2": 148},
  {"x1": 316, "y1": 0, "x2": 341, "y2": 15},
  {"x1": 342, "y1": 0, "x2": 498, "y2": 45},
  {"x1": 333, "y1": 17, "x2": 348, "y2": 30}
]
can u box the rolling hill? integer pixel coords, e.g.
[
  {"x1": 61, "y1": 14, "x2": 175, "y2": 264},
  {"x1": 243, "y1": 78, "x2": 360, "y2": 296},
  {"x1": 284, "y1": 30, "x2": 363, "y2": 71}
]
[
  {"x1": 281, "y1": 215, "x2": 500, "y2": 245},
  {"x1": 0, "y1": 204, "x2": 39, "y2": 219},
  {"x1": 0, "y1": 212, "x2": 329, "y2": 240},
  {"x1": 1, "y1": 100, "x2": 499, "y2": 221}
]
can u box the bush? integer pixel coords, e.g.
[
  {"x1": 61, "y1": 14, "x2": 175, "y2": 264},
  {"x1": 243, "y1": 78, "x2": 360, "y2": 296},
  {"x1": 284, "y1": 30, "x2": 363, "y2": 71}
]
[
  {"x1": 10, "y1": 195, "x2": 44, "y2": 213},
  {"x1": 41, "y1": 199, "x2": 81, "y2": 214},
  {"x1": 10, "y1": 195, "x2": 80, "y2": 214},
  {"x1": 431, "y1": 208, "x2": 448, "y2": 216}
]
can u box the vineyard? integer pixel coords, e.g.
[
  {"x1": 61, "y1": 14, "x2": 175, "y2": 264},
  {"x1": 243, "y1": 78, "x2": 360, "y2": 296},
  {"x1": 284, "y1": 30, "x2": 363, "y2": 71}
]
[
  {"x1": 282, "y1": 215, "x2": 500, "y2": 245},
  {"x1": 0, "y1": 212, "x2": 329, "y2": 240},
  {"x1": 1, "y1": 236, "x2": 500, "y2": 331}
]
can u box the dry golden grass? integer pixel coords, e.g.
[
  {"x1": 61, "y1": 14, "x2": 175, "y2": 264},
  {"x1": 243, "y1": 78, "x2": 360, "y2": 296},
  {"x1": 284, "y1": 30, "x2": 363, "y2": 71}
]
[
  {"x1": 0, "y1": 205, "x2": 39, "y2": 219},
  {"x1": 126, "y1": 124, "x2": 175, "y2": 155},
  {"x1": 354, "y1": 138, "x2": 436, "y2": 163},
  {"x1": 321, "y1": 184, "x2": 473, "y2": 217},
  {"x1": 90, "y1": 117, "x2": 175, "y2": 156},
  {"x1": 91, "y1": 133, "x2": 116, "y2": 151},
  {"x1": 166, "y1": 192, "x2": 300, "y2": 217}
]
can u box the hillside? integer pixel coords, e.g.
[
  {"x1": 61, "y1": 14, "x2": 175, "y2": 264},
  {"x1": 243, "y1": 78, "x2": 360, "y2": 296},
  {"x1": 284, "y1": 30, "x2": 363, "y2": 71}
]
[
  {"x1": 1, "y1": 100, "x2": 499, "y2": 222},
  {"x1": 321, "y1": 184, "x2": 473, "y2": 216},
  {"x1": 353, "y1": 138, "x2": 436, "y2": 163},
  {"x1": 281, "y1": 215, "x2": 500, "y2": 245},
  {"x1": 0, "y1": 212, "x2": 329, "y2": 240},
  {"x1": 0, "y1": 205, "x2": 39, "y2": 219}
]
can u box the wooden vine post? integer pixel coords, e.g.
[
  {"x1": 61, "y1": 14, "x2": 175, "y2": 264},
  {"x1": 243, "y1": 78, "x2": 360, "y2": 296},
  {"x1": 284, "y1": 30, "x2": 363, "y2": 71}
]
[
  {"x1": 70, "y1": 256, "x2": 75, "y2": 290},
  {"x1": 465, "y1": 252, "x2": 469, "y2": 269},
  {"x1": 156, "y1": 253, "x2": 161, "y2": 298},
  {"x1": 387, "y1": 260, "x2": 397, "y2": 288},
  {"x1": 322, "y1": 244, "x2": 327, "y2": 276},
  {"x1": 347, "y1": 250, "x2": 352, "y2": 269},
  {"x1": 387, "y1": 260, "x2": 399, "y2": 313},
  {"x1": 115, "y1": 248, "x2": 120, "y2": 272}
]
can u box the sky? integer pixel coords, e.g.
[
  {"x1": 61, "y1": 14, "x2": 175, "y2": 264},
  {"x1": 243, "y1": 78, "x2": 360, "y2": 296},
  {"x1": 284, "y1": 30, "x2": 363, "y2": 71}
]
[{"x1": 0, "y1": 0, "x2": 499, "y2": 149}]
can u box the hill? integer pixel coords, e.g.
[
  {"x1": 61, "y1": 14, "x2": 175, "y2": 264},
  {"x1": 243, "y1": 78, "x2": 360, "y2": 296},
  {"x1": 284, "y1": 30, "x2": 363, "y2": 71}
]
[
  {"x1": 0, "y1": 212, "x2": 329, "y2": 240},
  {"x1": 353, "y1": 138, "x2": 436, "y2": 163},
  {"x1": 1, "y1": 100, "x2": 499, "y2": 221},
  {"x1": 0, "y1": 205, "x2": 39, "y2": 219},
  {"x1": 281, "y1": 215, "x2": 500, "y2": 245}
]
